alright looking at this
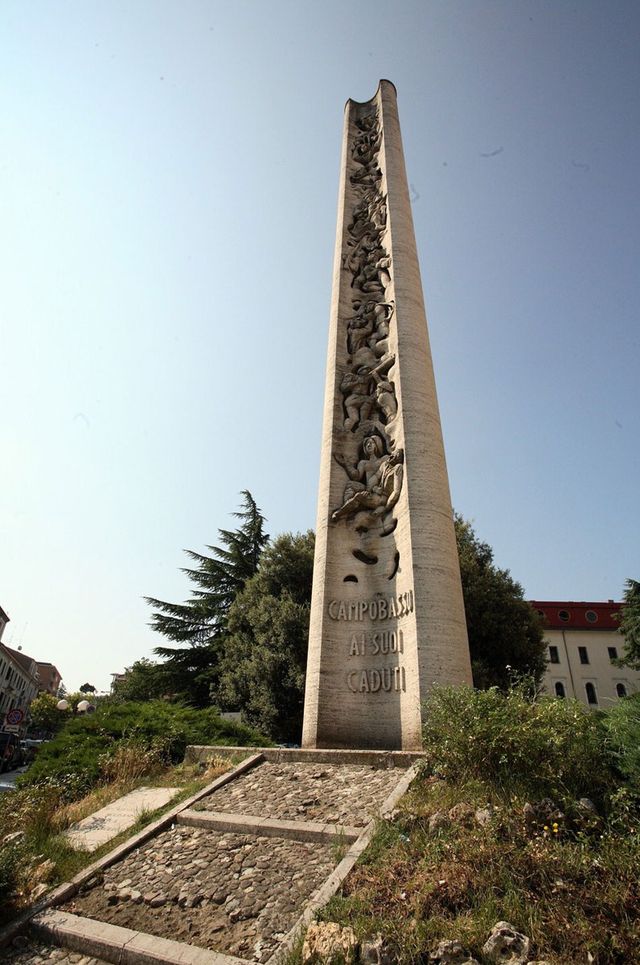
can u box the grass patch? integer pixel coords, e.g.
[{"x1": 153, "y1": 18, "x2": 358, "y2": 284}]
[{"x1": 0, "y1": 748, "x2": 241, "y2": 920}]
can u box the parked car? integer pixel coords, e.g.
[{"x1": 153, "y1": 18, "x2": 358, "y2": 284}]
[
  {"x1": 0, "y1": 732, "x2": 24, "y2": 772},
  {"x1": 20, "y1": 738, "x2": 47, "y2": 763}
]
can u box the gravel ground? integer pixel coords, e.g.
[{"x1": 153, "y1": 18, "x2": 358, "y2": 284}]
[
  {"x1": 62, "y1": 824, "x2": 335, "y2": 961},
  {"x1": 195, "y1": 761, "x2": 401, "y2": 826},
  {"x1": 2, "y1": 935, "x2": 106, "y2": 965}
]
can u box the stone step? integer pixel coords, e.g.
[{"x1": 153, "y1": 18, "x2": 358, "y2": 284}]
[
  {"x1": 30, "y1": 909, "x2": 252, "y2": 965},
  {"x1": 176, "y1": 809, "x2": 360, "y2": 844},
  {"x1": 0, "y1": 755, "x2": 419, "y2": 965}
]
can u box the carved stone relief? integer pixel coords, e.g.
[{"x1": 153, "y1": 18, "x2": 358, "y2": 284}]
[{"x1": 332, "y1": 106, "x2": 404, "y2": 546}]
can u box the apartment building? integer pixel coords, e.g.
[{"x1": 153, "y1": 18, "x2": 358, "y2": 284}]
[{"x1": 533, "y1": 600, "x2": 639, "y2": 708}]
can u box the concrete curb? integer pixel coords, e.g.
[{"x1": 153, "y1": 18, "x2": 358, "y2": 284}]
[
  {"x1": 177, "y1": 808, "x2": 361, "y2": 844},
  {"x1": 0, "y1": 752, "x2": 264, "y2": 951},
  {"x1": 31, "y1": 908, "x2": 253, "y2": 965},
  {"x1": 185, "y1": 746, "x2": 424, "y2": 768},
  {"x1": 266, "y1": 761, "x2": 421, "y2": 964}
]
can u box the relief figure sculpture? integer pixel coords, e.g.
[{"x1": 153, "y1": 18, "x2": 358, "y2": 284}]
[
  {"x1": 332, "y1": 435, "x2": 404, "y2": 529},
  {"x1": 350, "y1": 243, "x2": 391, "y2": 294},
  {"x1": 347, "y1": 300, "x2": 393, "y2": 369},
  {"x1": 340, "y1": 355, "x2": 395, "y2": 431}
]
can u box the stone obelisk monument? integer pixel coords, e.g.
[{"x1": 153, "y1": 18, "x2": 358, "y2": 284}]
[{"x1": 302, "y1": 81, "x2": 472, "y2": 751}]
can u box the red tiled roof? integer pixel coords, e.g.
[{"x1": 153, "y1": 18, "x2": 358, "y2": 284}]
[{"x1": 530, "y1": 601, "x2": 623, "y2": 630}]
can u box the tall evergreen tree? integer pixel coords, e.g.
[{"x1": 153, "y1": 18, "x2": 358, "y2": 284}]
[
  {"x1": 217, "y1": 531, "x2": 315, "y2": 742},
  {"x1": 618, "y1": 578, "x2": 640, "y2": 670},
  {"x1": 145, "y1": 491, "x2": 268, "y2": 706}
]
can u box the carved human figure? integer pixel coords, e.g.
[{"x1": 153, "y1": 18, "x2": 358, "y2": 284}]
[
  {"x1": 349, "y1": 161, "x2": 382, "y2": 188},
  {"x1": 351, "y1": 243, "x2": 391, "y2": 294},
  {"x1": 332, "y1": 435, "x2": 404, "y2": 524},
  {"x1": 340, "y1": 367, "x2": 376, "y2": 431},
  {"x1": 340, "y1": 355, "x2": 395, "y2": 430},
  {"x1": 373, "y1": 371, "x2": 398, "y2": 423},
  {"x1": 347, "y1": 193, "x2": 386, "y2": 241}
]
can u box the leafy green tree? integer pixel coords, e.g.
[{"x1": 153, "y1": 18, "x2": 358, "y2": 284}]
[
  {"x1": 618, "y1": 578, "x2": 640, "y2": 670},
  {"x1": 145, "y1": 491, "x2": 269, "y2": 706},
  {"x1": 79, "y1": 683, "x2": 96, "y2": 694},
  {"x1": 454, "y1": 514, "x2": 547, "y2": 689},
  {"x1": 110, "y1": 659, "x2": 171, "y2": 703},
  {"x1": 217, "y1": 531, "x2": 315, "y2": 742},
  {"x1": 28, "y1": 692, "x2": 64, "y2": 735}
]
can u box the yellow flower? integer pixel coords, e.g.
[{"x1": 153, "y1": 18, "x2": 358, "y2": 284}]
[{"x1": 543, "y1": 825, "x2": 549, "y2": 831}]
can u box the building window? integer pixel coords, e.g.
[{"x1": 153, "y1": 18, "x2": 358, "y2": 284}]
[
  {"x1": 578, "y1": 646, "x2": 589, "y2": 665},
  {"x1": 585, "y1": 682, "x2": 598, "y2": 705},
  {"x1": 555, "y1": 682, "x2": 566, "y2": 698},
  {"x1": 608, "y1": 646, "x2": 618, "y2": 662},
  {"x1": 616, "y1": 683, "x2": 627, "y2": 698},
  {"x1": 558, "y1": 609, "x2": 570, "y2": 622},
  {"x1": 585, "y1": 610, "x2": 598, "y2": 623},
  {"x1": 548, "y1": 645, "x2": 560, "y2": 664}
]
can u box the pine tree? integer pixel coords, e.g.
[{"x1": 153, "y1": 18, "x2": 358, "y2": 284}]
[
  {"x1": 145, "y1": 491, "x2": 268, "y2": 706},
  {"x1": 619, "y1": 578, "x2": 640, "y2": 670}
]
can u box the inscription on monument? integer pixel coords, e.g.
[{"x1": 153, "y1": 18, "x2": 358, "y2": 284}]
[
  {"x1": 327, "y1": 589, "x2": 414, "y2": 621},
  {"x1": 347, "y1": 666, "x2": 406, "y2": 694},
  {"x1": 348, "y1": 629, "x2": 404, "y2": 655}
]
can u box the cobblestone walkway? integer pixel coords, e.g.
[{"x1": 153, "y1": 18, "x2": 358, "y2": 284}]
[
  {"x1": 18, "y1": 754, "x2": 411, "y2": 964},
  {"x1": 195, "y1": 761, "x2": 400, "y2": 826},
  {"x1": 62, "y1": 824, "x2": 335, "y2": 961},
  {"x1": 3, "y1": 936, "x2": 105, "y2": 965}
]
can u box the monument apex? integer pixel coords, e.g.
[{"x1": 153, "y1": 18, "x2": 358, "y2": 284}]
[{"x1": 302, "y1": 81, "x2": 472, "y2": 750}]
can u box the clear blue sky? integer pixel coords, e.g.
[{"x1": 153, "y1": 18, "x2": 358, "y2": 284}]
[{"x1": 1, "y1": 1, "x2": 638, "y2": 692}]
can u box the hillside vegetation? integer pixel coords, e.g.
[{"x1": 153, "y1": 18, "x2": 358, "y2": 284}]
[
  {"x1": 322, "y1": 685, "x2": 640, "y2": 964},
  {"x1": 0, "y1": 701, "x2": 266, "y2": 919}
]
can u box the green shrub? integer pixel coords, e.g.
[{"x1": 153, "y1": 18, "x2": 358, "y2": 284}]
[
  {"x1": 602, "y1": 693, "x2": 640, "y2": 788},
  {"x1": 421, "y1": 683, "x2": 615, "y2": 802},
  {"x1": 18, "y1": 700, "x2": 266, "y2": 793},
  {"x1": 0, "y1": 840, "x2": 25, "y2": 913}
]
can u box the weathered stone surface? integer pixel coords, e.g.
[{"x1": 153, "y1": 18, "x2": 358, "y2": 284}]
[
  {"x1": 361, "y1": 933, "x2": 398, "y2": 964},
  {"x1": 3, "y1": 936, "x2": 106, "y2": 964},
  {"x1": 196, "y1": 760, "x2": 400, "y2": 826},
  {"x1": 64, "y1": 786, "x2": 179, "y2": 852},
  {"x1": 302, "y1": 921, "x2": 357, "y2": 963},
  {"x1": 522, "y1": 799, "x2": 564, "y2": 832},
  {"x1": 62, "y1": 824, "x2": 334, "y2": 961},
  {"x1": 474, "y1": 805, "x2": 495, "y2": 827},
  {"x1": 429, "y1": 939, "x2": 479, "y2": 964},
  {"x1": 428, "y1": 810, "x2": 451, "y2": 833},
  {"x1": 482, "y1": 922, "x2": 531, "y2": 965},
  {"x1": 448, "y1": 803, "x2": 475, "y2": 827}
]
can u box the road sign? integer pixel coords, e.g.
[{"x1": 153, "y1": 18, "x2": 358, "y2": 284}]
[
  {"x1": 3, "y1": 724, "x2": 20, "y2": 733},
  {"x1": 5, "y1": 708, "x2": 24, "y2": 726}
]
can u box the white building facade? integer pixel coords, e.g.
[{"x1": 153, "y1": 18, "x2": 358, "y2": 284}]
[{"x1": 533, "y1": 600, "x2": 639, "y2": 708}]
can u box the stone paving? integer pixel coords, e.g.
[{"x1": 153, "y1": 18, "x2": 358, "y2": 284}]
[
  {"x1": 64, "y1": 786, "x2": 180, "y2": 852},
  {"x1": 195, "y1": 761, "x2": 400, "y2": 827},
  {"x1": 3, "y1": 935, "x2": 105, "y2": 965},
  {"x1": 61, "y1": 824, "x2": 335, "y2": 962}
]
